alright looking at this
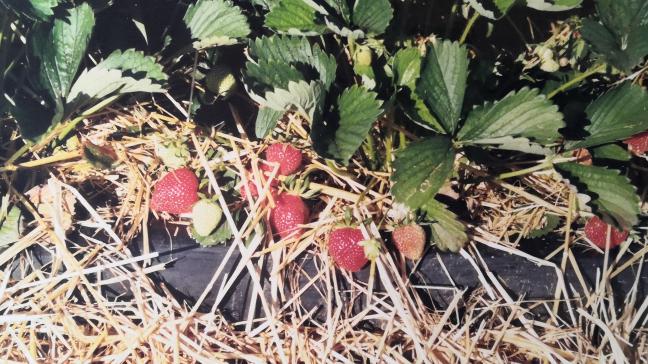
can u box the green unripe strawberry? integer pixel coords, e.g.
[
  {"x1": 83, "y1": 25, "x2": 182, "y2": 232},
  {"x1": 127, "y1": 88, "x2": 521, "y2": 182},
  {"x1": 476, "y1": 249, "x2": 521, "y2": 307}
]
[
  {"x1": 353, "y1": 45, "x2": 373, "y2": 67},
  {"x1": 192, "y1": 199, "x2": 223, "y2": 237},
  {"x1": 205, "y1": 66, "x2": 237, "y2": 99}
]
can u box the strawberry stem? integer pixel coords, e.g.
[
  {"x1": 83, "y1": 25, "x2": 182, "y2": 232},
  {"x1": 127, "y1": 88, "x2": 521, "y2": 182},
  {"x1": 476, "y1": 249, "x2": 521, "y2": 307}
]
[
  {"x1": 459, "y1": 11, "x2": 480, "y2": 45},
  {"x1": 546, "y1": 63, "x2": 606, "y2": 99},
  {"x1": 0, "y1": 150, "x2": 81, "y2": 172},
  {"x1": 497, "y1": 156, "x2": 577, "y2": 180}
]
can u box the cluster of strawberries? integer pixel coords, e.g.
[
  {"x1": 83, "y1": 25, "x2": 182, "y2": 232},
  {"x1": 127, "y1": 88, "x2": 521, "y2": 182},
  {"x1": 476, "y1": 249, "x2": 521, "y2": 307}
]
[
  {"x1": 149, "y1": 132, "x2": 646, "y2": 270},
  {"x1": 148, "y1": 142, "x2": 427, "y2": 272}
]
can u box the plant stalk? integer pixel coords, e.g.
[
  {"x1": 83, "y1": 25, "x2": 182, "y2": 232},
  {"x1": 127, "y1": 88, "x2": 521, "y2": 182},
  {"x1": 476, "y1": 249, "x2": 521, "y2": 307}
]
[
  {"x1": 56, "y1": 94, "x2": 122, "y2": 142},
  {"x1": 497, "y1": 156, "x2": 576, "y2": 180},
  {"x1": 0, "y1": 150, "x2": 81, "y2": 173},
  {"x1": 547, "y1": 63, "x2": 606, "y2": 99},
  {"x1": 459, "y1": 12, "x2": 480, "y2": 45}
]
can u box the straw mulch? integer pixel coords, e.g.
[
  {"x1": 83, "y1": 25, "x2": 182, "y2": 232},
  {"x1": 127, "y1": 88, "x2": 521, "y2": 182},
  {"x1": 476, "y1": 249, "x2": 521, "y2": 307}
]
[{"x1": 0, "y1": 101, "x2": 646, "y2": 363}]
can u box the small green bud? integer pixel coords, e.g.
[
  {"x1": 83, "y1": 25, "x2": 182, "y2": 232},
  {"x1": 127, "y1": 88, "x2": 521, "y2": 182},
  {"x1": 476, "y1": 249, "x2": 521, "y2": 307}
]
[
  {"x1": 353, "y1": 45, "x2": 373, "y2": 67},
  {"x1": 205, "y1": 66, "x2": 237, "y2": 99}
]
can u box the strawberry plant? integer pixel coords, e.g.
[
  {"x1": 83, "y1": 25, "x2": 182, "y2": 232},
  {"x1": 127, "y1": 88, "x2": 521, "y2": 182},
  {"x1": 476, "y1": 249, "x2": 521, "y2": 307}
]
[
  {"x1": 3, "y1": 2, "x2": 167, "y2": 144},
  {"x1": 1, "y1": 0, "x2": 648, "y2": 361},
  {"x1": 1, "y1": 0, "x2": 646, "y2": 267}
]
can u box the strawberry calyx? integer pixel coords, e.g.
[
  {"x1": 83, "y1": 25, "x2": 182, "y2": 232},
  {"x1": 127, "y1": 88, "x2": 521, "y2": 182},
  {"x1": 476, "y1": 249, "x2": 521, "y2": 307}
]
[
  {"x1": 279, "y1": 175, "x2": 313, "y2": 197},
  {"x1": 154, "y1": 135, "x2": 190, "y2": 169},
  {"x1": 359, "y1": 239, "x2": 381, "y2": 261}
]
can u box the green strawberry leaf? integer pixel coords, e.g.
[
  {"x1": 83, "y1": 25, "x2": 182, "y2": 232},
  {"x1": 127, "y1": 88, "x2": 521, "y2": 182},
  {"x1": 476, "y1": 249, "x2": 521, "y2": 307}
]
[
  {"x1": 567, "y1": 83, "x2": 648, "y2": 150},
  {"x1": 324, "y1": 85, "x2": 383, "y2": 164},
  {"x1": 351, "y1": 0, "x2": 393, "y2": 35},
  {"x1": 392, "y1": 136, "x2": 456, "y2": 210},
  {"x1": 255, "y1": 107, "x2": 285, "y2": 138},
  {"x1": 469, "y1": 136, "x2": 554, "y2": 155},
  {"x1": 393, "y1": 47, "x2": 422, "y2": 88},
  {"x1": 420, "y1": 199, "x2": 468, "y2": 253},
  {"x1": 245, "y1": 60, "x2": 304, "y2": 92},
  {"x1": 591, "y1": 144, "x2": 631, "y2": 161},
  {"x1": 581, "y1": 0, "x2": 648, "y2": 72},
  {"x1": 183, "y1": 0, "x2": 251, "y2": 49},
  {"x1": 399, "y1": 91, "x2": 446, "y2": 134},
  {"x1": 0, "y1": 195, "x2": 20, "y2": 248},
  {"x1": 457, "y1": 87, "x2": 564, "y2": 145},
  {"x1": 392, "y1": 47, "x2": 441, "y2": 132},
  {"x1": 467, "y1": 0, "x2": 516, "y2": 19},
  {"x1": 262, "y1": 80, "x2": 326, "y2": 123},
  {"x1": 265, "y1": 0, "x2": 327, "y2": 35},
  {"x1": 66, "y1": 49, "x2": 167, "y2": 114},
  {"x1": 9, "y1": 91, "x2": 60, "y2": 142},
  {"x1": 556, "y1": 162, "x2": 639, "y2": 230},
  {"x1": 468, "y1": 0, "x2": 582, "y2": 19},
  {"x1": 416, "y1": 40, "x2": 469, "y2": 134},
  {"x1": 91, "y1": 49, "x2": 167, "y2": 82},
  {"x1": 2, "y1": 0, "x2": 60, "y2": 21},
  {"x1": 31, "y1": 2, "x2": 95, "y2": 105},
  {"x1": 526, "y1": 0, "x2": 582, "y2": 11},
  {"x1": 323, "y1": 0, "x2": 351, "y2": 23},
  {"x1": 527, "y1": 214, "x2": 561, "y2": 238},
  {"x1": 248, "y1": 36, "x2": 337, "y2": 89}
]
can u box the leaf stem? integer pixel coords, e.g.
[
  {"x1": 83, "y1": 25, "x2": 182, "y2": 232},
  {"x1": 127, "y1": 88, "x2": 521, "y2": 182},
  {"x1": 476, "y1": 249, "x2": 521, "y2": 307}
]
[
  {"x1": 56, "y1": 94, "x2": 121, "y2": 141},
  {"x1": 459, "y1": 12, "x2": 480, "y2": 45},
  {"x1": 0, "y1": 11, "x2": 11, "y2": 97},
  {"x1": 0, "y1": 150, "x2": 81, "y2": 173},
  {"x1": 5, "y1": 143, "x2": 31, "y2": 165},
  {"x1": 384, "y1": 129, "x2": 393, "y2": 170},
  {"x1": 347, "y1": 36, "x2": 356, "y2": 61},
  {"x1": 497, "y1": 156, "x2": 576, "y2": 180},
  {"x1": 547, "y1": 63, "x2": 606, "y2": 99}
]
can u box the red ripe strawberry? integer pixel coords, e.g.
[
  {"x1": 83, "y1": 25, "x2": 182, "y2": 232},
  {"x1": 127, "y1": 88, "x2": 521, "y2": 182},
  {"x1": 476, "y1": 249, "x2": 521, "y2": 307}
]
[
  {"x1": 584, "y1": 216, "x2": 629, "y2": 249},
  {"x1": 262, "y1": 143, "x2": 303, "y2": 176},
  {"x1": 392, "y1": 224, "x2": 426, "y2": 260},
  {"x1": 624, "y1": 131, "x2": 648, "y2": 156},
  {"x1": 269, "y1": 193, "x2": 309, "y2": 239},
  {"x1": 151, "y1": 167, "x2": 199, "y2": 214},
  {"x1": 328, "y1": 227, "x2": 369, "y2": 272}
]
